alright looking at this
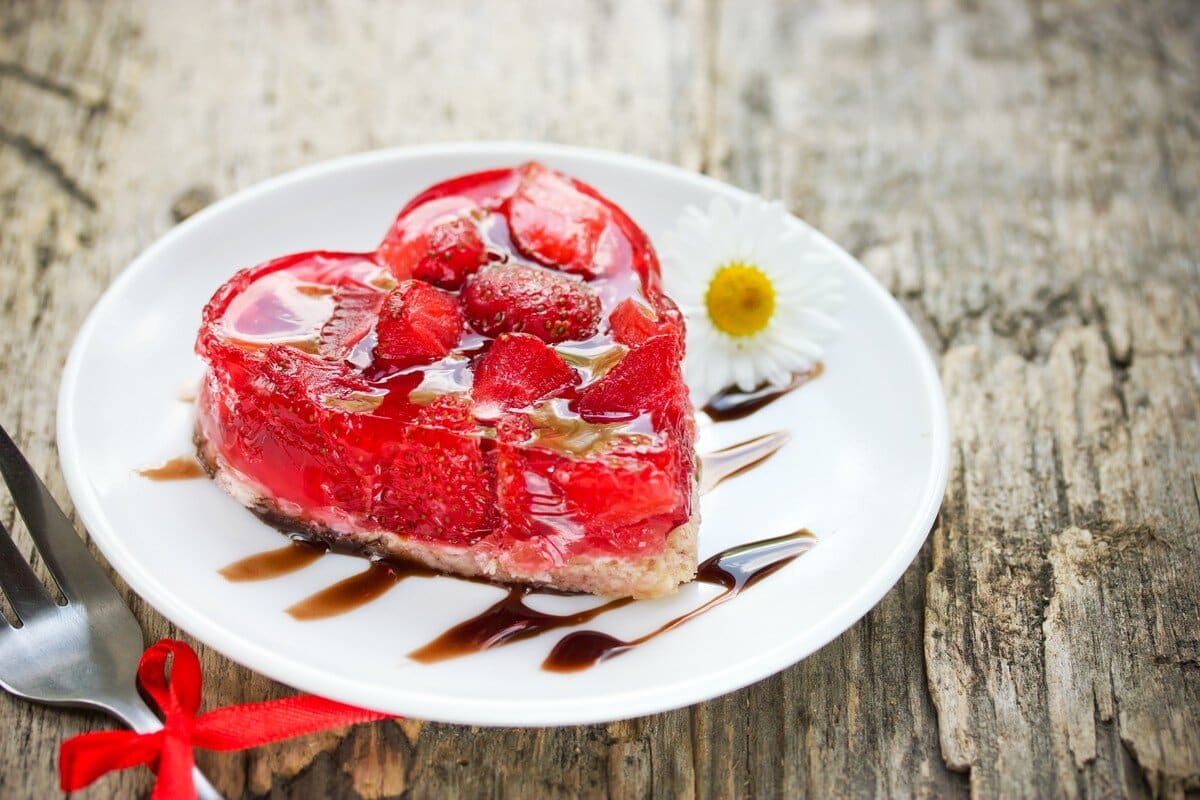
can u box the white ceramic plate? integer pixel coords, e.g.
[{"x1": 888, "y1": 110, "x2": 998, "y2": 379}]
[{"x1": 58, "y1": 143, "x2": 948, "y2": 726}]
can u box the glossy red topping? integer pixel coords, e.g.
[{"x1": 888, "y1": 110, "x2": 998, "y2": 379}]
[
  {"x1": 318, "y1": 285, "x2": 385, "y2": 358},
  {"x1": 195, "y1": 163, "x2": 694, "y2": 564}
]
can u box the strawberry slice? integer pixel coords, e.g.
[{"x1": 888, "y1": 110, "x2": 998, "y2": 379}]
[
  {"x1": 378, "y1": 197, "x2": 488, "y2": 289},
  {"x1": 374, "y1": 280, "x2": 463, "y2": 365},
  {"x1": 576, "y1": 334, "x2": 681, "y2": 422},
  {"x1": 461, "y1": 264, "x2": 600, "y2": 343},
  {"x1": 505, "y1": 163, "x2": 612, "y2": 277},
  {"x1": 608, "y1": 297, "x2": 686, "y2": 347},
  {"x1": 473, "y1": 333, "x2": 578, "y2": 413},
  {"x1": 608, "y1": 297, "x2": 661, "y2": 346},
  {"x1": 318, "y1": 285, "x2": 386, "y2": 359}
]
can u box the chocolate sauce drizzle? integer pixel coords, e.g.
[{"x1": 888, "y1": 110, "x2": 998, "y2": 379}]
[
  {"x1": 408, "y1": 591, "x2": 633, "y2": 663},
  {"x1": 543, "y1": 530, "x2": 814, "y2": 671},
  {"x1": 405, "y1": 529, "x2": 815, "y2": 669},
  {"x1": 702, "y1": 362, "x2": 824, "y2": 422},
  {"x1": 219, "y1": 539, "x2": 326, "y2": 582},
  {"x1": 698, "y1": 431, "x2": 790, "y2": 494},
  {"x1": 214, "y1": 527, "x2": 815, "y2": 670},
  {"x1": 286, "y1": 561, "x2": 427, "y2": 620}
]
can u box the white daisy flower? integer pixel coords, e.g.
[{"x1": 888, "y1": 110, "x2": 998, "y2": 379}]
[{"x1": 662, "y1": 197, "x2": 843, "y2": 405}]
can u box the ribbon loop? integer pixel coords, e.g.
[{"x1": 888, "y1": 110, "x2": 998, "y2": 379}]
[
  {"x1": 138, "y1": 639, "x2": 204, "y2": 721},
  {"x1": 60, "y1": 639, "x2": 391, "y2": 799}
]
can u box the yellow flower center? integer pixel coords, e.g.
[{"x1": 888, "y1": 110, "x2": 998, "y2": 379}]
[{"x1": 704, "y1": 262, "x2": 776, "y2": 337}]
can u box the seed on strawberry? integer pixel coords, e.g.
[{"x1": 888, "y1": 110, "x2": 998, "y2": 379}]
[
  {"x1": 461, "y1": 264, "x2": 601, "y2": 343},
  {"x1": 374, "y1": 280, "x2": 463, "y2": 365},
  {"x1": 473, "y1": 332, "x2": 579, "y2": 414},
  {"x1": 417, "y1": 394, "x2": 476, "y2": 432}
]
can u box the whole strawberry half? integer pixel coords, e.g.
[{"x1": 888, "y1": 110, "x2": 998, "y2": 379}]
[
  {"x1": 411, "y1": 217, "x2": 487, "y2": 289},
  {"x1": 377, "y1": 197, "x2": 488, "y2": 290},
  {"x1": 374, "y1": 280, "x2": 463, "y2": 365},
  {"x1": 461, "y1": 264, "x2": 601, "y2": 344}
]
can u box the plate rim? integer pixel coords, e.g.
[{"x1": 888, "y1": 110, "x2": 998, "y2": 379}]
[{"x1": 57, "y1": 141, "x2": 949, "y2": 726}]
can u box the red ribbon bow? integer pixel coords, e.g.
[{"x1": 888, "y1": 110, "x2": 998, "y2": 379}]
[{"x1": 60, "y1": 639, "x2": 391, "y2": 799}]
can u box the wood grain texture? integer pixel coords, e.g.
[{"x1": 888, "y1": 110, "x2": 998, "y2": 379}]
[{"x1": 0, "y1": 0, "x2": 1196, "y2": 797}]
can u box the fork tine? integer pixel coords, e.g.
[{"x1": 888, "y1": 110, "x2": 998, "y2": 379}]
[
  {"x1": 0, "y1": 424, "x2": 119, "y2": 604},
  {"x1": 0, "y1": 516, "x2": 56, "y2": 621}
]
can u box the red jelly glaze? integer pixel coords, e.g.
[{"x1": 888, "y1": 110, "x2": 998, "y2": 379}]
[{"x1": 196, "y1": 163, "x2": 694, "y2": 569}]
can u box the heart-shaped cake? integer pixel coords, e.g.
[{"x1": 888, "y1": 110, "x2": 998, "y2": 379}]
[{"x1": 195, "y1": 163, "x2": 697, "y2": 598}]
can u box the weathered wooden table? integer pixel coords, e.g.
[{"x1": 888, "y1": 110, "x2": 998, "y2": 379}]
[{"x1": 2, "y1": 1, "x2": 1197, "y2": 797}]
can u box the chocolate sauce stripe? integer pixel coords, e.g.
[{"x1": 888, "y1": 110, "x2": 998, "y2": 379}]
[
  {"x1": 407, "y1": 590, "x2": 633, "y2": 663},
  {"x1": 286, "y1": 561, "x2": 409, "y2": 620},
  {"x1": 543, "y1": 531, "x2": 814, "y2": 671},
  {"x1": 219, "y1": 540, "x2": 326, "y2": 582},
  {"x1": 702, "y1": 362, "x2": 824, "y2": 422},
  {"x1": 137, "y1": 456, "x2": 206, "y2": 480},
  {"x1": 698, "y1": 431, "x2": 790, "y2": 494},
  {"x1": 407, "y1": 529, "x2": 815, "y2": 670}
]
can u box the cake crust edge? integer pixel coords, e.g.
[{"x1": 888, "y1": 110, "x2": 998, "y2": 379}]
[{"x1": 197, "y1": 427, "x2": 698, "y2": 599}]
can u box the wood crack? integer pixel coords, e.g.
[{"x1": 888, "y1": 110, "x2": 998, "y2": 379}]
[
  {"x1": 0, "y1": 127, "x2": 96, "y2": 209},
  {"x1": 1191, "y1": 474, "x2": 1200, "y2": 523},
  {"x1": 0, "y1": 59, "x2": 109, "y2": 114}
]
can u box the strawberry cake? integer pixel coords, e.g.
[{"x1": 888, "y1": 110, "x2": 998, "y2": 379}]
[{"x1": 195, "y1": 163, "x2": 697, "y2": 598}]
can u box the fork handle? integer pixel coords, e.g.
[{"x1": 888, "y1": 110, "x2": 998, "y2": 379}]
[{"x1": 102, "y1": 694, "x2": 225, "y2": 800}]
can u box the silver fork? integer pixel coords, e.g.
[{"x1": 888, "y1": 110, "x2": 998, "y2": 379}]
[{"x1": 0, "y1": 424, "x2": 222, "y2": 799}]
